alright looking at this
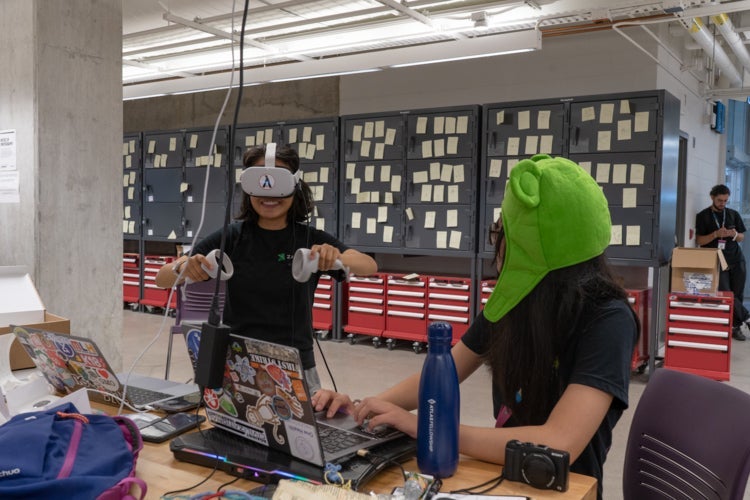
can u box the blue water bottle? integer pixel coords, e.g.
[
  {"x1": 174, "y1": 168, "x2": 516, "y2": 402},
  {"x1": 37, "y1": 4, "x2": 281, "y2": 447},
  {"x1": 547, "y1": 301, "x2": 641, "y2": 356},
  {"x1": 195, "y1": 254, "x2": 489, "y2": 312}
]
[{"x1": 417, "y1": 321, "x2": 459, "y2": 478}]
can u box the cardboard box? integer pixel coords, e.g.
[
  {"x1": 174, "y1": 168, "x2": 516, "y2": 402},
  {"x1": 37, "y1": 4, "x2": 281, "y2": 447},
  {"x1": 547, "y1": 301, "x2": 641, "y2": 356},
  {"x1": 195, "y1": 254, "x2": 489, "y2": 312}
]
[
  {"x1": 0, "y1": 312, "x2": 70, "y2": 370},
  {"x1": 0, "y1": 267, "x2": 45, "y2": 327},
  {"x1": 670, "y1": 247, "x2": 728, "y2": 295}
]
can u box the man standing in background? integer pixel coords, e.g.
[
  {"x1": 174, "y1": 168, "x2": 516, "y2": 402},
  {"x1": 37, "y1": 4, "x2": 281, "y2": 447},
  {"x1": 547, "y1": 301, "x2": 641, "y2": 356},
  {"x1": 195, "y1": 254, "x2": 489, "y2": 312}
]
[{"x1": 696, "y1": 184, "x2": 749, "y2": 340}]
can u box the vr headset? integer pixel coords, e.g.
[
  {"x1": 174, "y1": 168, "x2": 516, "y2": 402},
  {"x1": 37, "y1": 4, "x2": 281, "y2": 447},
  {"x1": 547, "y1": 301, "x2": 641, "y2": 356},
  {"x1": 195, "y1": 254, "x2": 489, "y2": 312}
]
[{"x1": 239, "y1": 142, "x2": 302, "y2": 198}]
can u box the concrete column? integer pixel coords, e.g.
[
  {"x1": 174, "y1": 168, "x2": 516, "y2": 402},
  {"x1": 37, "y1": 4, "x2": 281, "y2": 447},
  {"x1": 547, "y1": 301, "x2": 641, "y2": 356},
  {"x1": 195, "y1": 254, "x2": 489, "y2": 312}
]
[{"x1": 0, "y1": 0, "x2": 123, "y2": 367}]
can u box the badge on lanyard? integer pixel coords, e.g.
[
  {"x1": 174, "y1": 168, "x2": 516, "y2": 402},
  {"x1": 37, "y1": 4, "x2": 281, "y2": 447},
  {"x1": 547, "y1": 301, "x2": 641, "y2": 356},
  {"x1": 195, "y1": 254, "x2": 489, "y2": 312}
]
[{"x1": 718, "y1": 239, "x2": 727, "y2": 250}]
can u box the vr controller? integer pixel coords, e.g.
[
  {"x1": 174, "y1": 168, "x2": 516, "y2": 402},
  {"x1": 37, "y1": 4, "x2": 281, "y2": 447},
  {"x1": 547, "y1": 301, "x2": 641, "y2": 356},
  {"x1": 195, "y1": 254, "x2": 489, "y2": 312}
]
[
  {"x1": 239, "y1": 142, "x2": 302, "y2": 198},
  {"x1": 184, "y1": 249, "x2": 234, "y2": 284}
]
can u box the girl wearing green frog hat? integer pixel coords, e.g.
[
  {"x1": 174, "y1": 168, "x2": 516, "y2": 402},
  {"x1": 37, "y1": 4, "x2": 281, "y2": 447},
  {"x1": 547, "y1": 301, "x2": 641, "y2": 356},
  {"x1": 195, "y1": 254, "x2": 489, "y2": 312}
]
[{"x1": 313, "y1": 154, "x2": 639, "y2": 499}]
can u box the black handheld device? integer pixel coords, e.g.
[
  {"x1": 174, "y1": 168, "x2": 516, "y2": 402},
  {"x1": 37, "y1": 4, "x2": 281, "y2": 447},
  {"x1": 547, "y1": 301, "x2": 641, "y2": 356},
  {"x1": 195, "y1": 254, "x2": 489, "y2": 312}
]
[{"x1": 130, "y1": 412, "x2": 206, "y2": 443}]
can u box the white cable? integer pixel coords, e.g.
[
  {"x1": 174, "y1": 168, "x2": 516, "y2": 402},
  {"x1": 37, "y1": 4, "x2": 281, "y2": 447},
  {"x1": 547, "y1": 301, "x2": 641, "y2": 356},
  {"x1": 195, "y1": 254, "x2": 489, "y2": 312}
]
[{"x1": 118, "y1": 0, "x2": 239, "y2": 416}]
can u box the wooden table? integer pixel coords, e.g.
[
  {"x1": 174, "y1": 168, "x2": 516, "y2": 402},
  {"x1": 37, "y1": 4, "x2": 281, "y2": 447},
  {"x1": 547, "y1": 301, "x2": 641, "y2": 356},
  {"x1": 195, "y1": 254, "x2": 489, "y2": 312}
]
[{"x1": 135, "y1": 427, "x2": 597, "y2": 500}]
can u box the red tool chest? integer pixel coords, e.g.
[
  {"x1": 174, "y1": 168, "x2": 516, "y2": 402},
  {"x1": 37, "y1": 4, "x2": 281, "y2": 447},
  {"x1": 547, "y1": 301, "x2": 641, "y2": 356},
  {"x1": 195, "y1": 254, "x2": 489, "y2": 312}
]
[
  {"x1": 343, "y1": 274, "x2": 386, "y2": 339},
  {"x1": 139, "y1": 255, "x2": 175, "y2": 310},
  {"x1": 384, "y1": 274, "x2": 428, "y2": 350},
  {"x1": 626, "y1": 288, "x2": 650, "y2": 373},
  {"x1": 312, "y1": 274, "x2": 334, "y2": 331},
  {"x1": 427, "y1": 276, "x2": 472, "y2": 344},
  {"x1": 123, "y1": 253, "x2": 140, "y2": 305},
  {"x1": 664, "y1": 291, "x2": 733, "y2": 381}
]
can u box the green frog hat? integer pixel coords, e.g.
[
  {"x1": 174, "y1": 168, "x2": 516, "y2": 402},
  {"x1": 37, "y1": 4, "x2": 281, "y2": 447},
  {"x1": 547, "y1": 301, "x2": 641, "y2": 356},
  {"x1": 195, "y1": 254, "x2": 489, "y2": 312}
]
[{"x1": 483, "y1": 154, "x2": 611, "y2": 323}]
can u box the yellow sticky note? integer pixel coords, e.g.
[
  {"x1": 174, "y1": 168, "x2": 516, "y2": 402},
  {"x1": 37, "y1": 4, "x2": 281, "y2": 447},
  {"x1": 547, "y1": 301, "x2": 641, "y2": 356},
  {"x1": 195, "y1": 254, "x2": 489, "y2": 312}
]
[
  {"x1": 623, "y1": 187, "x2": 637, "y2": 208},
  {"x1": 634, "y1": 112, "x2": 649, "y2": 132},
  {"x1": 189, "y1": 134, "x2": 198, "y2": 149},
  {"x1": 537, "y1": 110, "x2": 551, "y2": 130},
  {"x1": 596, "y1": 163, "x2": 610, "y2": 183},
  {"x1": 169, "y1": 137, "x2": 177, "y2": 152},
  {"x1": 617, "y1": 119, "x2": 632, "y2": 141},
  {"x1": 518, "y1": 110, "x2": 530, "y2": 130},
  {"x1": 626, "y1": 225, "x2": 640, "y2": 246},
  {"x1": 597, "y1": 131, "x2": 611, "y2": 151},
  {"x1": 611, "y1": 225, "x2": 623, "y2": 245},
  {"x1": 424, "y1": 211, "x2": 436, "y2": 229},
  {"x1": 303, "y1": 126, "x2": 312, "y2": 143},
  {"x1": 434, "y1": 116, "x2": 445, "y2": 135},
  {"x1": 391, "y1": 175, "x2": 401, "y2": 192},
  {"x1": 600, "y1": 103, "x2": 614, "y2": 124}
]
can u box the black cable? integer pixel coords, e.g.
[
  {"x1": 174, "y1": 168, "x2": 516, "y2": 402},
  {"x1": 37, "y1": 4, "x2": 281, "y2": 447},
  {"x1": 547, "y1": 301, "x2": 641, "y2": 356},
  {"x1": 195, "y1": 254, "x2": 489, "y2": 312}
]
[
  {"x1": 448, "y1": 473, "x2": 505, "y2": 495},
  {"x1": 209, "y1": 0, "x2": 251, "y2": 326}
]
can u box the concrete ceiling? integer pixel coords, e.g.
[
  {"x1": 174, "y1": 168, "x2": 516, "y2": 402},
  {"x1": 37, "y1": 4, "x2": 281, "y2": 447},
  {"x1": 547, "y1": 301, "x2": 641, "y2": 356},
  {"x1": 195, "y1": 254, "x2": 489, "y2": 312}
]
[{"x1": 122, "y1": 0, "x2": 750, "y2": 99}]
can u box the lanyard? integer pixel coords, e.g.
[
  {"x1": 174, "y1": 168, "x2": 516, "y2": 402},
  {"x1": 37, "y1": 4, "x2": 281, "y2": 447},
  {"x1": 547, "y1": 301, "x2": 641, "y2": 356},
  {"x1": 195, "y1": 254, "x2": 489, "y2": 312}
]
[{"x1": 712, "y1": 209, "x2": 725, "y2": 230}]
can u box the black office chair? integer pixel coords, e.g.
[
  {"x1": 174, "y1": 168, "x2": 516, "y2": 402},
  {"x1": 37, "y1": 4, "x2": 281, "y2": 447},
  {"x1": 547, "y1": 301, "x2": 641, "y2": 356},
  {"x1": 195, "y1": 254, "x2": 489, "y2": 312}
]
[
  {"x1": 623, "y1": 368, "x2": 750, "y2": 499},
  {"x1": 165, "y1": 279, "x2": 225, "y2": 379}
]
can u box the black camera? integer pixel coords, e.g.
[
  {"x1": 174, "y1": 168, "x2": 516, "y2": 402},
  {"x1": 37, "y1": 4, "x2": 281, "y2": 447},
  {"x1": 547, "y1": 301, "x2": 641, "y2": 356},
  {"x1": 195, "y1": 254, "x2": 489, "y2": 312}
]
[{"x1": 503, "y1": 439, "x2": 570, "y2": 492}]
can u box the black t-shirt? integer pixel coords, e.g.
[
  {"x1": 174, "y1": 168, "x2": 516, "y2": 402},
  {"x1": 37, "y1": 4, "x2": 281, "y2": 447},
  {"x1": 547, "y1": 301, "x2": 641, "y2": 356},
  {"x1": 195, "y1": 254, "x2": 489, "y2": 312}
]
[
  {"x1": 461, "y1": 299, "x2": 636, "y2": 499},
  {"x1": 695, "y1": 206, "x2": 746, "y2": 265},
  {"x1": 192, "y1": 220, "x2": 349, "y2": 369}
]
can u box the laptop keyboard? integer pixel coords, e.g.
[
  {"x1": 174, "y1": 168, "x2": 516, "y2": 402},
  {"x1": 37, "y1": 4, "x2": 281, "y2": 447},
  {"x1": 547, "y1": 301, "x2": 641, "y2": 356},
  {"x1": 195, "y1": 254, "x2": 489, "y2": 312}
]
[
  {"x1": 317, "y1": 424, "x2": 374, "y2": 455},
  {"x1": 125, "y1": 386, "x2": 174, "y2": 406}
]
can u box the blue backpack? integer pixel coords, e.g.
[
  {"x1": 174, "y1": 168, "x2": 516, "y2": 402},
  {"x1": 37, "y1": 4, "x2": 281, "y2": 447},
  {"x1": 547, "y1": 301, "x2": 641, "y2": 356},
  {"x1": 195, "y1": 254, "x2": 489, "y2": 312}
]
[{"x1": 0, "y1": 403, "x2": 146, "y2": 499}]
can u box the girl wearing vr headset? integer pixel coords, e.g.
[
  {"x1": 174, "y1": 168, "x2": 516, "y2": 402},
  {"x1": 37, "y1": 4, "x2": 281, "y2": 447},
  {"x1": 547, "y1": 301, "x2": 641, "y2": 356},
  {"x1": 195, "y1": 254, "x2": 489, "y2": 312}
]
[
  {"x1": 312, "y1": 155, "x2": 639, "y2": 499},
  {"x1": 156, "y1": 144, "x2": 377, "y2": 394}
]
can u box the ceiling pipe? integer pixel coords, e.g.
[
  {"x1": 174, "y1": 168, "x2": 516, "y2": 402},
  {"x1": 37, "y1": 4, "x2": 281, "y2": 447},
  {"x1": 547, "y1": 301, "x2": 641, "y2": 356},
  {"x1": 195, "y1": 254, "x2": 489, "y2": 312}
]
[
  {"x1": 712, "y1": 13, "x2": 750, "y2": 76},
  {"x1": 685, "y1": 17, "x2": 743, "y2": 87}
]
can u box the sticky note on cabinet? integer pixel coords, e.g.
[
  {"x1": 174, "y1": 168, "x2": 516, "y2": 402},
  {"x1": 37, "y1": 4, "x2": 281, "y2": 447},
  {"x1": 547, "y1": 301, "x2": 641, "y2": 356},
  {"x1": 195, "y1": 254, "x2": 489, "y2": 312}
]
[
  {"x1": 125, "y1": 206, "x2": 131, "y2": 219},
  {"x1": 148, "y1": 140, "x2": 156, "y2": 154},
  {"x1": 595, "y1": 163, "x2": 610, "y2": 183},
  {"x1": 578, "y1": 161, "x2": 591, "y2": 176},
  {"x1": 441, "y1": 164, "x2": 453, "y2": 183},
  {"x1": 124, "y1": 154, "x2": 132, "y2": 168},
  {"x1": 425, "y1": 211, "x2": 436, "y2": 229},
  {"x1": 360, "y1": 140, "x2": 371, "y2": 157},
  {"x1": 364, "y1": 165, "x2": 375, "y2": 182},
  {"x1": 626, "y1": 225, "x2": 640, "y2": 246},
  {"x1": 366, "y1": 218, "x2": 377, "y2": 234},
  {"x1": 256, "y1": 130, "x2": 264, "y2": 144},
  {"x1": 421, "y1": 184, "x2": 433, "y2": 202},
  {"x1": 449, "y1": 231, "x2": 462, "y2": 249},
  {"x1": 456, "y1": 116, "x2": 468, "y2": 134},
  {"x1": 320, "y1": 167, "x2": 329, "y2": 183},
  {"x1": 489, "y1": 159, "x2": 502, "y2": 178},
  {"x1": 385, "y1": 128, "x2": 396, "y2": 145},
  {"x1": 507, "y1": 137, "x2": 520, "y2": 156},
  {"x1": 496, "y1": 110, "x2": 505, "y2": 125},
  {"x1": 129, "y1": 140, "x2": 136, "y2": 153},
  {"x1": 447, "y1": 137, "x2": 459, "y2": 155},
  {"x1": 453, "y1": 164, "x2": 464, "y2": 183},
  {"x1": 433, "y1": 185, "x2": 445, "y2": 202},
  {"x1": 380, "y1": 164, "x2": 391, "y2": 182},
  {"x1": 169, "y1": 137, "x2": 177, "y2": 152},
  {"x1": 316, "y1": 134, "x2": 325, "y2": 151},
  {"x1": 634, "y1": 112, "x2": 649, "y2": 132},
  {"x1": 391, "y1": 175, "x2": 401, "y2": 192},
  {"x1": 446, "y1": 209, "x2": 458, "y2": 228},
  {"x1": 600, "y1": 103, "x2": 614, "y2": 124},
  {"x1": 539, "y1": 135, "x2": 553, "y2": 154},
  {"x1": 525, "y1": 136, "x2": 538, "y2": 155},
  {"x1": 630, "y1": 164, "x2": 645, "y2": 184},
  {"x1": 430, "y1": 162, "x2": 441, "y2": 180},
  {"x1": 129, "y1": 172, "x2": 136, "y2": 184},
  {"x1": 351, "y1": 178, "x2": 361, "y2": 195},
  {"x1": 303, "y1": 127, "x2": 312, "y2": 142},
  {"x1": 611, "y1": 225, "x2": 623, "y2": 245},
  {"x1": 434, "y1": 116, "x2": 445, "y2": 134},
  {"x1": 518, "y1": 110, "x2": 530, "y2": 130},
  {"x1": 422, "y1": 140, "x2": 433, "y2": 158},
  {"x1": 581, "y1": 107, "x2": 595, "y2": 122},
  {"x1": 375, "y1": 120, "x2": 385, "y2": 138},
  {"x1": 189, "y1": 134, "x2": 198, "y2": 149},
  {"x1": 617, "y1": 119, "x2": 632, "y2": 141},
  {"x1": 445, "y1": 116, "x2": 457, "y2": 134},
  {"x1": 304, "y1": 171, "x2": 318, "y2": 183},
  {"x1": 352, "y1": 125, "x2": 362, "y2": 142},
  {"x1": 436, "y1": 231, "x2": 448, "y2": 249},
  {"x1": 373, "y1": 142, "x2": 383, "y2": 159},
  {"x1": 352, "y1": 212, "x2": 361, "y2": 229},
  {"x1": 288, "y1": 128, "x2": 298, "y2": 144},
  {"x1": 612, "y1": 164, "x2": 627, "y2": 184},
  {"x1": 356, "y1": 192, "x2": 369, "y2": 204},
  {"x1": 620, "y1": 100, "x2": 631, "y2": 114},
  {"x1": 597, "y1": 131, "x2": 611, "y2": 151},
  {"x1": 383, "y1": 226, "x2": 394, "y2": 243},
  {"x1": 123, "y1": 220, "x2": 129, "y2": 233},
  {"x1": 370, "y1": 191, "x2": 380, "y2": 204},
  {"x1": 180, "y1": 182, "x2": 189, "y2": 193},
  {"x1": 128, "y1": 187, "x2": 134, "y2": 200},
  {"x1": 405, "y1": 207, "x2": 414, "y2": 220},
  {"x1": 245, "y1": 135, "x2": 255, "y2": 147},
  {"x1": 315, "y1": 218, "x2": 325, "y2": 231},
  {"x1": 265, "y1": 129, "x2": 273, "y2": 142},
  {"x1": 433, "y1": 139, "x2": 445, "y2": 157},
  {"x1": 378, "y1": 206, "x2": 388, "y2": 223},
  {"x1": 416, "y1": 117, "x2": 428, "y2": 134},
  {"x1": 123, "y1": 174, "x2": 129, "y2": 187},
  {"x1": 538, "y1": 110, "x2": 551, "y2": 130},
  {"x1": 384, "y1": 192, "x2": 393, "y2": 205},
  {"x1": 448, "y1": 185, "x2": 459, "y2": 203},
  {"x1": 413, "y1": 171, "x2": 428, "y2": 184},
  {"x1": 623, "y1": 187, "x2": 637, "y2": 208},
  {"x1": 168, "y1": 230, "x2": 177, "y2": 240},
  {"x1": 346, "y1": 163, "x2": 356, "y2": 179}
]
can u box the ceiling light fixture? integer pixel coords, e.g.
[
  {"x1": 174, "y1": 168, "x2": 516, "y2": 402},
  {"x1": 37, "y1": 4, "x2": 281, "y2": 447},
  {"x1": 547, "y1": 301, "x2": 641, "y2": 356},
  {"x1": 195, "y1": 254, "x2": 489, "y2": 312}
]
[{"x1": 471, "y1": 11, "x2": 489, "y2": 29}]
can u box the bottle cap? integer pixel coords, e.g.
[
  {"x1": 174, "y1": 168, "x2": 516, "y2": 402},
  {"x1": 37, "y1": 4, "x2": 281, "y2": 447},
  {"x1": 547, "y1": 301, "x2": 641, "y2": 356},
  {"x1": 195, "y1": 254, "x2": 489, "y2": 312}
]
[{"x1": 428, "y1": 321, "x2": 453, "y2": 342}]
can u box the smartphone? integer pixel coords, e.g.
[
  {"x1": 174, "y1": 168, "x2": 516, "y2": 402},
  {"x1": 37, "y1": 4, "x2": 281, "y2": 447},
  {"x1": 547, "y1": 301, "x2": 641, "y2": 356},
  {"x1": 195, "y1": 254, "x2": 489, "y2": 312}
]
[
  {"x1": 151, "y1": 393, "x2": 202, "y2": 413},
  {"x1": 130, "y1": 412, "x2": 206, "y2": 443}
]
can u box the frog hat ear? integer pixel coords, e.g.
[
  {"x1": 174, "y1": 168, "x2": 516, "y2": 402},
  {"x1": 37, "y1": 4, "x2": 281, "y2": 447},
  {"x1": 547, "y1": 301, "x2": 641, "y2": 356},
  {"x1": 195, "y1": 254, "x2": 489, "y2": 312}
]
[{"x1": 483, "y1": 155, "x2": 611, "y2": 323}]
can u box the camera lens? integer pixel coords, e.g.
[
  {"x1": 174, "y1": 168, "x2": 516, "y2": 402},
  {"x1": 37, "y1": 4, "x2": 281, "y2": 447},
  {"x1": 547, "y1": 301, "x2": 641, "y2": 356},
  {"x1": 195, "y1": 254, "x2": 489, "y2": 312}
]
[{"x1": 521, "y1": 453, "x2": 556, "y2": 488}]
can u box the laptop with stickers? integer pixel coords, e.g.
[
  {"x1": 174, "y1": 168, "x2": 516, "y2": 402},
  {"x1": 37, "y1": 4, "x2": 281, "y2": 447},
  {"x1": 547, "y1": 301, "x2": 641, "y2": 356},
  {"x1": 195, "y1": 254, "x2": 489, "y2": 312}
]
[
  {"x1": 200, "y1": 333, "x2": 406, "y2": 467},
  {"x1": 12, "y1": 325, "x2": 199, "y2": 409}
]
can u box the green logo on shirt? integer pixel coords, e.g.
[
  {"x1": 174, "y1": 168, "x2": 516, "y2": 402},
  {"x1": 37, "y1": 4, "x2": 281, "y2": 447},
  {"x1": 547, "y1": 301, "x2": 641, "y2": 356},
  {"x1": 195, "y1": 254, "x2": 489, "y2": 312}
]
[{"x1": 277, "y1": 253, "x2": 286, "y2": 262}]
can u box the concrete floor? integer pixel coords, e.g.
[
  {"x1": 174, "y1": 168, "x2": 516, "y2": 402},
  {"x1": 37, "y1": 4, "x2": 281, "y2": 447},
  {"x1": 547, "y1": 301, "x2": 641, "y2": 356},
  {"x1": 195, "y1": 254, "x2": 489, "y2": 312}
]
[{"x1": 122, "y1": 309, "x2": 750, "y2": 500}]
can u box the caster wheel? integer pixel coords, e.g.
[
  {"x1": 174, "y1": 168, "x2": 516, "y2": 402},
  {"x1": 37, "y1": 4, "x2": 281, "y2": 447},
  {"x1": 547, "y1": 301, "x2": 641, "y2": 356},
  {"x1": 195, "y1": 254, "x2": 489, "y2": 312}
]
[
  {"x1": 347, "y1": 333, "x2": 356, "y2": 345},
  {"x1": 412, "y1": 342, "x2": 423, "y2": 354},
  {"x1": 372, "y1": 338, "x2": 381, "y2": 348},
  {"x1": 145, "y1": 305, "x2": 155, "y2": 313},
  {"x1": 386, "y1": 339, "x2": 395, "y2": 351}
]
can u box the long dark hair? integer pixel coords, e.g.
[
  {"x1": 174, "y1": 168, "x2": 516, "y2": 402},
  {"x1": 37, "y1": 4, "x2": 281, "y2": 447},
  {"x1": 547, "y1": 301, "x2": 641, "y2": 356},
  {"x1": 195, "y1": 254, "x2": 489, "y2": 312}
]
[
  {"x1": 482, "y1": 254, "x2": 639, "y2": 425},
  {"x1": 235, "y1": 144, "x2": 314, "y2": 224}
]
